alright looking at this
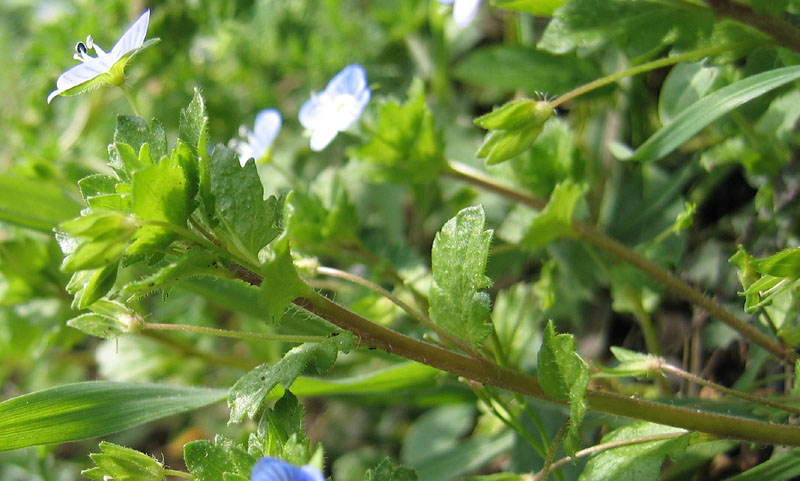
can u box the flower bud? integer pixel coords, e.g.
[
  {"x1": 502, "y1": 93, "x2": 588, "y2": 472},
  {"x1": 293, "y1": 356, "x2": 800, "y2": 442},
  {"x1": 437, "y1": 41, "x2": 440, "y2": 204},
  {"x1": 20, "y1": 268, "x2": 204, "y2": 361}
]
[{"x1": 474, "y1": 98, "x2": 553, "y2": 165}]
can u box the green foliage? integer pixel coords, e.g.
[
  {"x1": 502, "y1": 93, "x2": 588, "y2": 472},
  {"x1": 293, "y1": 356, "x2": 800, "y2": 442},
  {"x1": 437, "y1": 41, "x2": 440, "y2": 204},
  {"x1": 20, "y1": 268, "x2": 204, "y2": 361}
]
[
  {"x1": 658, "y1": 62, "x2": 720, "y2": 126},
  {"x1": 351, "y1": 78, "x2": 445, "y2": 184},
  {"x1": 228, "y1": 332, "x2": 355, "y2": 423},
  {"x1": 208, "y1": 145, "x2": 285, "y2": 263},
  {"x1": 83, "y1": 442, "x2": 166, "y2": 481},
  {"x1": 0, "y1": 382, "x2": 225, "y2": 451},
  {"x1": 521, "y1": 180, "x2": 583, "y2": 250},
  {"x1": 539, "y1": 0, "x2": 715, "y2": 56},
  {"x1": 578, "y1": 422, "x2": 691, "y2": 481},
  {"x1": 0, "y1": 174, "x2": 81, "y2": 232},
  {"x1": 364, "y1": 458, "x2": 419, "y2": 481},
  {"x1": 538, "y1": 320, "x2": 589, "y2": 455},
  {"x1": 429, "y1": 206, "x2": 493, "y2": 348}
]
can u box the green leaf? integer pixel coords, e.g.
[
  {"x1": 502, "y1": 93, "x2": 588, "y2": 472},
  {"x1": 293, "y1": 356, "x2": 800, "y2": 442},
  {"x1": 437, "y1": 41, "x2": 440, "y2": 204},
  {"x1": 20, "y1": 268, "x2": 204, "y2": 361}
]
[
  {"x1": 579, "y1": 422, "x2": 691, "y2": 481},
  {"x1": 60, "y1": 211, "x2": 139, "y2": 272},
  {"x1": 209, "y1": 145, "x2": 284, "y2": 261},
  {"x1": 180, "y1": 88, "x2": 209, "y2": 158},
  {"x1": 595, "y1": 346, "x2": 660, "y2": 378},
  {"x1": 538, "y1": 320, "x2": 589, "y2": 455},
  {"x1": 659, "y1": 62, "x2": 720, "y2": 126},
  {"x1": 429, "y1": 206, "x2": 494, "y2": 348},
  {"x1": 492, "y1": 0, "x2": 568, "y2": 16},
  {"x1": 78, "y1": 262, "x2": 120, "y2": 308},
  {"x1": 455, "y1": 46, "x2": 599, "y2": 95},
  {"x1": 629, "y1": 65, "x2": 800, "y2": 162},
  {"x1": 364, "y1": 458, "x2": 419, "y2": 481},
  {"x1": 228, "y1": 332, "x2": 355, "y2": 423},
  {"x1": 127, "y1": 142, "x2": 196, "y2": 258},
  {"x1": 350, "y1": 78, "x2": 445, "y2": 184},
  {"x1": 121, "y1": 248, "x2": 222, "y2": 301},
  {"x1": 113, "y1": 116, "x2": 168, "y2": 168},
  {"x1": 751, "y1": 248, "x2": 800, "y2": 278},
  {"x1": 67, "y1": 312, "x2": 127, "y2": 339},
  {"x1": 521, "y1": 180, "x2": 583, "y2": 249},
  {"x1": 0, "y1": 382, "x2": 225, "y2": 451},
  {"x1": 492, "y1": 283, "x2": 542, "y2": 370},
  {"x1": 83, "y1": 442, "x2": 166, "y2": 481},
  {"x1": 539, "y1": 0, "x2": 714, "y2": 57},
  {"x1": 0, "y1": 174, "x2": 81, "y2": 232},
  {"x1": 259, "y1": 247, "x2": 312, "y2": 323},
  {"x1": 249, "y1": 391, "x2": 312, "y2": 464},
  {"x1": 184, "y1": 436, "x2": 255, "y2": 481}
]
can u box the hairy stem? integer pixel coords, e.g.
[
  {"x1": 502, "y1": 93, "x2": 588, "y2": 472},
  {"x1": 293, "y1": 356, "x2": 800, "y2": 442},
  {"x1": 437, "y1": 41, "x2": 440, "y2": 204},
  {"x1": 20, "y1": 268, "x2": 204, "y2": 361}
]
[
  {"x1": 143, "y1": 322, "x2": 326, "y2": 344},
  {"x1": 442, "y1": 161, "x2": 798, "y2": 365},
  {"x1": 550, "y1": 40, "x2": 762, "y2": 108}
]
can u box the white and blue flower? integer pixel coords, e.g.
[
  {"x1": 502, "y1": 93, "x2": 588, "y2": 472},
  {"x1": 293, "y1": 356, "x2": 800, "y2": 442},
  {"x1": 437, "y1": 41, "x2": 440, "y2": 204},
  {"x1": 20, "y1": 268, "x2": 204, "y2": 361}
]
[
  {"x1": 298, "y1": 64, "x2": 370, "y2": 151},
  {"x1": 47, "y1": 9, "x2": 157, "y2": 103},
  {"x1": 233, "y1": 109, "x2": 282, "y2": 166},
  {"x1": 438, "y1": 0, "x2": 482, "y2": 27},
  {"x1": 251, "y1": 457, "x2": 325, "y2": 481}
]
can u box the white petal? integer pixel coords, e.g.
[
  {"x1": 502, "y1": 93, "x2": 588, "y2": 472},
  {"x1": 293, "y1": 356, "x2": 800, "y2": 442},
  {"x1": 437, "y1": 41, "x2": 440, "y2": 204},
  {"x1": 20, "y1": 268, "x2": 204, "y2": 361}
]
[
  {"x1": 110, "y1": 9, "x2": 150, "y2": 58},
  {"x1": 453, "y1": 0, "x2": 481, "y2": 26},
  {"x1": 326, "y1": 64, "x2": 367, "y2": 97},
  {"x1": 298, "y1": 93, "x2": 328, "y2": 129},
  {"x1": 253, "y1": 109, "x2": 281, "y2": 149},
  {"x1": 309, "y1": 125, "x2": 340, "y2": 152},
  {"x1": 53, "y1": 55, "x2": 114, "y2": 91}
]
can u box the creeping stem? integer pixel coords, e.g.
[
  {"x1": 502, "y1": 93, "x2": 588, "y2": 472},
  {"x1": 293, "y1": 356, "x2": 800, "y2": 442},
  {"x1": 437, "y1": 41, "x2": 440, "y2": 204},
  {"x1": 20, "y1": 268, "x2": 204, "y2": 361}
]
[
  {"x1": 231, "y1": 264, "x2": 800, "y2": 446},
  {"x1": 442, "y1": 161, "x2": 798, "y2": 365}
]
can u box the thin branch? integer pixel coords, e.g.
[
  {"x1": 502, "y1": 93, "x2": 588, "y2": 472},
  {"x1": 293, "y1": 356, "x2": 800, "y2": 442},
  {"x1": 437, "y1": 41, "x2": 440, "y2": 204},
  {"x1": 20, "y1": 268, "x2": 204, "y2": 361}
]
[{"x1": 143, "y1": 322, "x2": 327, "y2": 344}]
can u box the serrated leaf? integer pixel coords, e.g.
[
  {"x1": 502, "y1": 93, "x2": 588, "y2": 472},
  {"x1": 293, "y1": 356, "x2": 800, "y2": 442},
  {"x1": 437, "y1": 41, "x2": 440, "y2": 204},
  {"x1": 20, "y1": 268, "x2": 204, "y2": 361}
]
[
  {"x1": 209, "y1": 145, "x2": 284, "y2": 262},
  {"x1": 228, "y1": 332, "x2": 355, "y2": 423},
  {"x1": 579, "y1": 422, "x2": 690, "y2": 481},
  {"x1": 113, "y1": 115, "x2": 168, "y2": 166},
  {"x1": 659, "y1": 62, "x2": 720, "y2": 126},
  {"x1": 429, "y1": 206, "x2": 493, "y2": 348},
  {"x1": 259, "y1": 247, "x2": 312, "y2": 323},
  {"x1": 184, "y1": 436, "x2": 256, "y2": 481},
  {"x1": 350, "y1": 78, "x2": 445, "y2": 184},
  {"x1": 364, "y1": 458, "x2": 419, "y2": 481},
  {"x1": 249, "y1": 391, "x2": 312, "y2": 464},
  {"x1": 521, "y1": 180, "x2": 583, "y2": 250},
  {"x1": 83, "y1": 442, "x2": 165, "y2": 481},
  {"x1": 538, "y1": 320, "x2": 589, "y2": 456},
  {"x1": 539, "y1": 0, "x2": 714, "y2": 56},
  {"x1": 121, "y1": 248, "x2": 222, "y2": 301},
  {"x1": 78, "y1": 174, "x2": 119, "y2": 201},
  {"x1": 180, "y1": 87, "x2": 209, "y2": 158},
  {"x1": 629, "y1": 65, "x2": 800, "y2": 162},
  {"x1": 0, "y1": 174, "x2": 81, "y2": 232},
  {"x1": 0, "y1": 382, "x2": 225, "y2": 451}
]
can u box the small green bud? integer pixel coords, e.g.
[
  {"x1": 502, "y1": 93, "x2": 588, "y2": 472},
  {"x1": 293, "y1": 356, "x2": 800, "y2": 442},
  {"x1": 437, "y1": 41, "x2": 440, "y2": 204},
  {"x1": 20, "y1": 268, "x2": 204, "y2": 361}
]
[
  {"x1": 67, "y1": 300, "x2": 144, "y2": 339},
  {"x1": 82, "y1": 441, "x2": 166, "y2": 481},
  {"x1": 673, "y1": 201, "x2": 696, "y2": 232},
  {"x1": 474, "y1": 99, "x2": 554, "y2": 165}
]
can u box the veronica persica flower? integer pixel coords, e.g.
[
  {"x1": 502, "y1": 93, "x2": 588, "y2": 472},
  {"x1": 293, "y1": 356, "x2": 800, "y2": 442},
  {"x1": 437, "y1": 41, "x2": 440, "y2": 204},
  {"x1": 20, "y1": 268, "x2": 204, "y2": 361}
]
[
  {"x1": 251, "y1": 457, "x2": 325, "y2": 481},
  {"x1": 47, "y1": 9, "x2": 157, "y2": 104},
  {"x1": 233, "y1": 109, "x2": 282, "y2": 166},
  {"x1": 299, "y1": 64, "x2": 370, "y2": 151},
  {"x1": 438, "y1": 0, "x2": 482, "y2": 27}
]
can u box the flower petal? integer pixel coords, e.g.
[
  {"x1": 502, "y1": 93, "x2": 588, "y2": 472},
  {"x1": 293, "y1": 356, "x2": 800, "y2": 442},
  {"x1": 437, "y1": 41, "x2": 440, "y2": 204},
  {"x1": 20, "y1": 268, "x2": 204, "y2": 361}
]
[
  {"x1": 325, "y1": 64, "x2": 367, "y2": 97},
  {"x1": 253, "y1": 109, "x2": 282, "y2": 150},
  {"x1": 453, "y1": 0, "x2": 481, "y2": 26},
  {"x1": 110, "y1": 9, "x2": 150, "y2": 58},
  {"x1": 251, "y1": 457, "x2": 324, "y2": 481},
  {"x1": 298, "y1": 94, "x2": 328, "y2": 130},
  {"x1": 309, "y1": 124, "x2": 340, "y2": 152}
]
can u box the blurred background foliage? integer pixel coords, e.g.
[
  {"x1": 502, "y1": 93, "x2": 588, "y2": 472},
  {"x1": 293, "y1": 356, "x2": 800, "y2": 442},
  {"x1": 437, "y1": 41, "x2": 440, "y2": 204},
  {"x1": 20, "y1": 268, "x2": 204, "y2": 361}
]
[{"x1": 1, "y1": 0, "x2": 800, "y2": 479}]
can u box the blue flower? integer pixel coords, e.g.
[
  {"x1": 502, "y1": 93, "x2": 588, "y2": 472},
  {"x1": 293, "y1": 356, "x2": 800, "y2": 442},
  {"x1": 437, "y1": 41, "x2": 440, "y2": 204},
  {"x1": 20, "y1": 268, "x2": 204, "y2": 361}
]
[
  {"x1": 233, "y1": 109, "x2": 282, "y2": 166},
  {"x1": 299, "y1": 64, "x2": 370, "y2": 151},
  {"x1": 251, "y1": 457, "x2": 325, "y2": 481},
  {"x1": 47, "y1": 9, "x2": 156, "y2": 103},
  {"x1": 437, "y1": 0, "x2": 482, "y2": 27}
]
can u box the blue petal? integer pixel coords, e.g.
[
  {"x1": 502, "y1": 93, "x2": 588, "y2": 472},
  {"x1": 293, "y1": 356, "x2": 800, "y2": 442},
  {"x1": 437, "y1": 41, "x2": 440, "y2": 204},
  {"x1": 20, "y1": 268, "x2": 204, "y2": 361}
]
[
  {"x1": 298, "y1": 94, "x2": 327, "y2": 130},
  {"x1": 251, "y1": 457, "x2": 325, "y2": 481},
  {"x1": 110, "y1": 9, "x2": 150, "y2": 57},
  {"x1": 253, "y1": 109, "x2": 282, "y2": 149},
  {"x1": 325, "y1": 64, "x2": 367, "y2": 97}
]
